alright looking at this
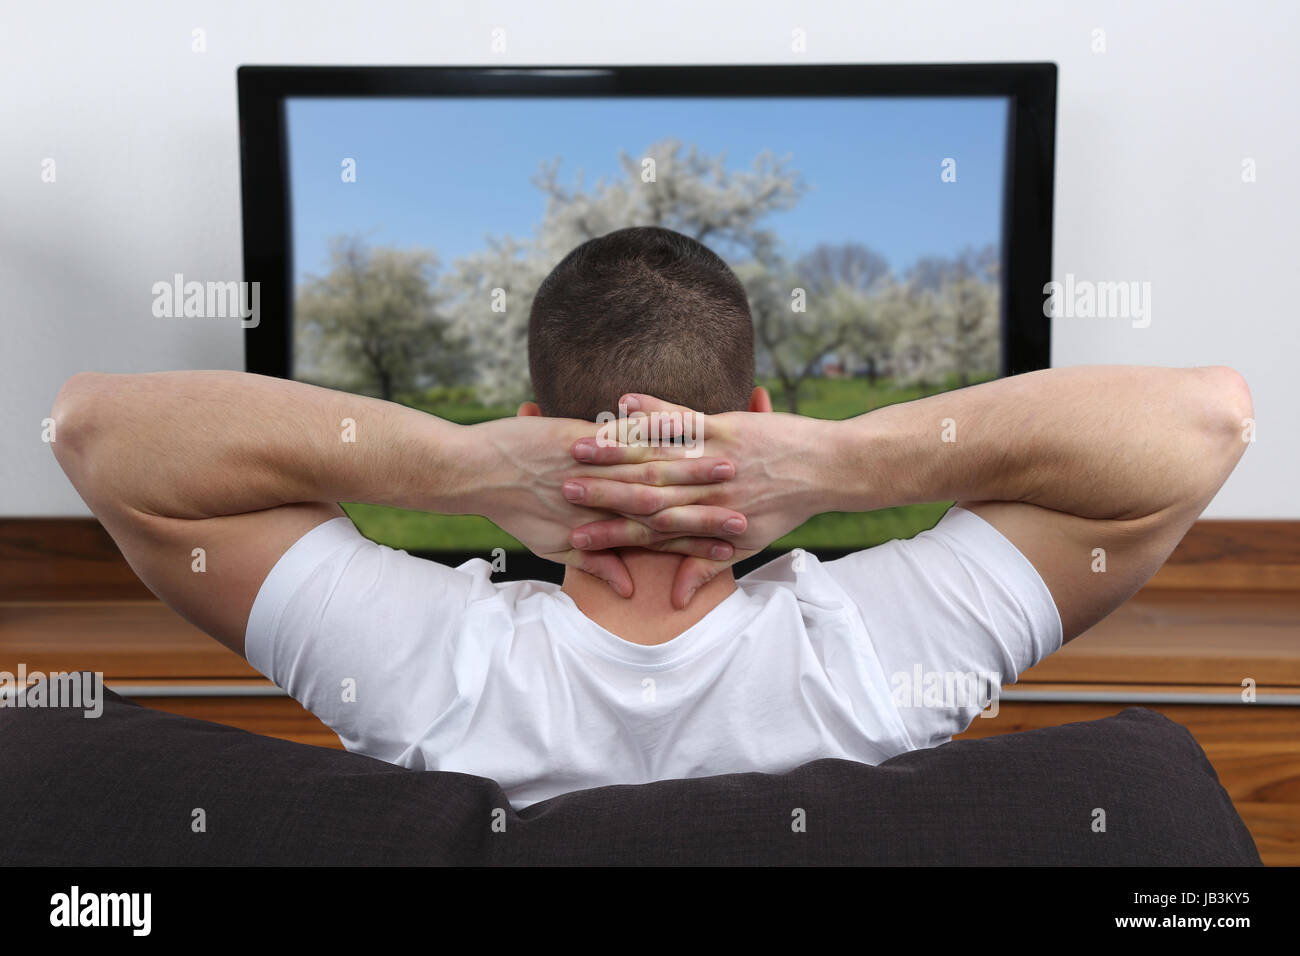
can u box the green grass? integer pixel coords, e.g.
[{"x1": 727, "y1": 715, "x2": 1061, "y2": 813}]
[
  {"x1": 764, "y1": 375, "x2": 957, "y2": 419},
  {"x1": 341, "y1": 505, "x2": 515, "y2": 552},
  {"x1": 344, "y1": 374, "x2": 984, "y2": 554}
]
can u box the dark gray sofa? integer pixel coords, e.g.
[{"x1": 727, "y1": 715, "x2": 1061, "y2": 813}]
[{"x1": 0, "y1": 679, "x2": 1260, "y2": 866}]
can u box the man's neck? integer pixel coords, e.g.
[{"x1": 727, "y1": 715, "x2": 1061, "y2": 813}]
[{"x1": 562, "y1": 550, "x2": 738, "y2": 646}]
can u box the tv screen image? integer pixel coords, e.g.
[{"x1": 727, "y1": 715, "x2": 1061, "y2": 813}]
[{"x1": 239, "y1": 66, "x2": 1055, "y2": 570}]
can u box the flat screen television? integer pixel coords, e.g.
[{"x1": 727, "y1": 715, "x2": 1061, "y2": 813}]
[{"x1": 237, "y1": 63, "x2": 1056, "y2": 580}]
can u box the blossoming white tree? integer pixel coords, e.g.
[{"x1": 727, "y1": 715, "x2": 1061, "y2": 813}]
[
  {"x1": 297, "y1": 146, "x2": 1000, "y2": 410},
  {"x1": 891, "y1": 248, "x2": 1001, "y2": 388},
  {"x1": 294, "y1": 236, "x2": 463, "y2": 401}
]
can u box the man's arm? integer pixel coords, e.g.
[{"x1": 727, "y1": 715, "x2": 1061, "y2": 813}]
[
  {"x1": 564, "y1": 366, "x2": 1253, "y2": 635},
  {"x1": 49, "y1": 371, "x2": 746, "y2": 655},
  {"x1": 825, "y1": 365, "x2": 1252, "y2": 639}
]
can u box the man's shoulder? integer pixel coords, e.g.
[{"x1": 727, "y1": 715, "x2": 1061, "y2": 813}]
[
  {"x1": 738, "y1": 546, "x2": 874, "y2": 609},
  {"x1": 464, "y1": 560, "x2": 561, "y2": 596},
  {"x1": 412, "y1": 555, "x2": 564, "y2": 609},
  {"x1": 302, "y1": 530, "x2": 562, "y2": 614}
]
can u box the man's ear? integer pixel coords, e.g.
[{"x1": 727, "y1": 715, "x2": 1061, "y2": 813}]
[
  {"x1": 517, "y1": 401, "x2": 542, "y2": 417},
  {"x1": 748, "y1": 386, "x2": 773, "y2": 413}
]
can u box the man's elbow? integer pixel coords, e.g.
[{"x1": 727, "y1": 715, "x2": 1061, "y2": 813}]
[
  {"x1": 1200, "y1": 365, "x2": 1254, "y2": 443},
  {"x1": 50, "y1": 372, "x2": 112, "y2": 477},
  {"x1": 1186, "y1": 366, "x2": 1254, "y2": 500}
]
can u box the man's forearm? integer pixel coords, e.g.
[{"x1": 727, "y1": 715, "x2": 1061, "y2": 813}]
[
  {"x1": 826, "y1": 365, "x2": 1252, "y2": 520},
  {"x1": 51, "y1": 370, "x2": 480, "y2": 519}
]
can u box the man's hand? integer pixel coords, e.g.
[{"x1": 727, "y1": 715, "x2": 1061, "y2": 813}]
[
  {"x1": 466, "y1": 412, "x2": 752, "y2": 598},
  {"x1": 558, "y1": 393, "x2": 838, "y2": 607}
]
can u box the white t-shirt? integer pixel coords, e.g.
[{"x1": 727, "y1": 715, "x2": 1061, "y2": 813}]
[{"x1": 245, "y1": 505, "x2": 1061, "y2": 808}]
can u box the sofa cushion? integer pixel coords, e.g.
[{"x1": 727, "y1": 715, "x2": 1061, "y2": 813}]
[{"x1": 0, "y1": 678, "x2": 1260, "y2": 865}]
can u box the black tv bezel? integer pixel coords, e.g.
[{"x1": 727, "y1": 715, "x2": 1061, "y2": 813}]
[{"x1": 237, "y1": 63, "x2": 1056, "y2": 579}]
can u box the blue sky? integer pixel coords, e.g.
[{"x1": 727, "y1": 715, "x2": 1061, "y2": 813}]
[{"x1": 287, "y1": 95, "x2": 1008, "y2": 285}]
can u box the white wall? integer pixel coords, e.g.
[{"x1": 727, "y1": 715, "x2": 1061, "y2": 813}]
[{"x1": 2, "y1": 0, "x2": 1295, "y2": 516}]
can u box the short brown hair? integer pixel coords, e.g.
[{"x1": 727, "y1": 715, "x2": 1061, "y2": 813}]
[{"x1": 528, "y1": 226, "x2": 755, "y2": 421}]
